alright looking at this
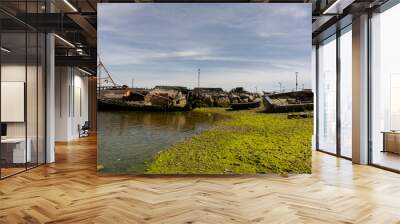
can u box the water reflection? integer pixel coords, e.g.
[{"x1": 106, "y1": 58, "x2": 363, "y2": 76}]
[{"x1": 97, "y1": 111, "x2": 225, "y2": 174}]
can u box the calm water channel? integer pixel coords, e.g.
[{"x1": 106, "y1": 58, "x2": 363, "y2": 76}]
[{"x1": 97, "y1": 111, "x2": 225, "y2": 174}]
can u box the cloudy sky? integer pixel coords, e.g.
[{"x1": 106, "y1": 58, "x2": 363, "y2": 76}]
[{"x1": 98, "y1": 3, "x2": 311, "y2": 92}]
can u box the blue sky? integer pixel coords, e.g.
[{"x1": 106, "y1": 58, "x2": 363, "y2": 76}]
[{"x1": 98, "y1": 3, "x2": 311, "y2": 92}]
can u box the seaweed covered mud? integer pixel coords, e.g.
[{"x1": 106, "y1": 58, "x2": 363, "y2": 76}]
[{"x1": 145, "y1": 108, "x2": 313, "y2": 174}]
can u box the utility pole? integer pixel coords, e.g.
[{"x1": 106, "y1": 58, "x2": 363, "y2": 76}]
[
  {"x1": 295, "y1": 72, "x2": 298, "y2": 91},
  {"x1": 278, "y1": 82, "x2": 282, "y2": 92},
  {"x1": 197, "y1": 68, "x2": 200, "y2": 88},
  {"x1": 131, "y1": 78, "x2": 134, "y2": 88}
]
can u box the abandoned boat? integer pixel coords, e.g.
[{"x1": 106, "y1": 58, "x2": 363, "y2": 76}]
[
  {"x1": 263, "y1": 90, "x2": 313, "y2": 113},
  {"x1": 230, "y1": 101, "x2": 261, "y2": 110}
]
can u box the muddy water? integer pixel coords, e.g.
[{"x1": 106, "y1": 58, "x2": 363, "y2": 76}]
[{"x1": 97, "y1": 111, "x2": 225, "y2": 174}]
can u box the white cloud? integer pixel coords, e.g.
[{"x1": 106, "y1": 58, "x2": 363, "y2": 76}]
[{"x1": 98, "y1": 3, "x2": 311, "y2": 92}]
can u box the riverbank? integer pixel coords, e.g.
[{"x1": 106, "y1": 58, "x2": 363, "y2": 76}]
[
  {"x1": 97, "y1": 110, "x2": 227, "y2": 173},
  {"x1": 145, "y1": 108, "x2": 313, "y2": 174}
]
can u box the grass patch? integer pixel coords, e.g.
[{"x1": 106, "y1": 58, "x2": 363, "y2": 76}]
[{"x1": 145, "y1": 108, "x2": 313, "y2": 174}]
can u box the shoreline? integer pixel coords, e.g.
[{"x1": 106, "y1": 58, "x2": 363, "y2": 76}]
[{"x1": 144, "y1": 108, "x2": 313, "y2": 175}]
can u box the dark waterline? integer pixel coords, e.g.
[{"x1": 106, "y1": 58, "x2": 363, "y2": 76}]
[{"x1": 97, "y1": 110, "x2": 226, "y2": 174}]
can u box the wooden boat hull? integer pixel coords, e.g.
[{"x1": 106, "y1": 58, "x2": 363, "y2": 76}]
[
  {"x1": 98, "y1": 99, "x2": 190, "y2": 112},
  {"x1": 230, "y1": 101, "x2": 260, "y2": 110},
  {"x1": 263, "y1": 95, "x2": 313, "y2": 113}
]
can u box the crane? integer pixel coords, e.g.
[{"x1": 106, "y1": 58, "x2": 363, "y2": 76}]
[{"x1": 97, "y1": 55, "x2": 119, "y2": 90}]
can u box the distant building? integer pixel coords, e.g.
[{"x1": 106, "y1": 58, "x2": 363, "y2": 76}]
[
  {"x1": 193, "y1": 87, "x2": 224, "y2": 94},
  {"x1": 154, "y1": 85, "x2": 189, "y2": 94}
]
